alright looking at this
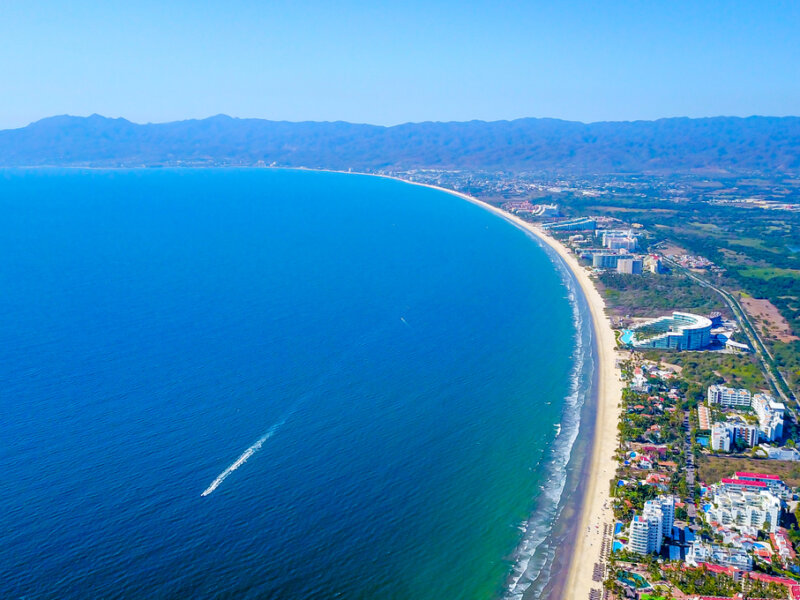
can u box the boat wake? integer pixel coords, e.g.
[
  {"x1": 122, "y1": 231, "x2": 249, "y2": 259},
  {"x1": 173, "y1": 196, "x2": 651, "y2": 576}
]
[{"x1": 201, "y1": 414, "x2": 289, "y2": 497}]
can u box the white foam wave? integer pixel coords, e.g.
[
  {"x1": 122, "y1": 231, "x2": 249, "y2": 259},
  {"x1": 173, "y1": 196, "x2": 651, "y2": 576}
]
[
  {"x1": 201, "y1": 417, "x2": 287, "y2": 497},
  {"x1": 502, "y1": 245, "x2": 596, "y2": 599}
]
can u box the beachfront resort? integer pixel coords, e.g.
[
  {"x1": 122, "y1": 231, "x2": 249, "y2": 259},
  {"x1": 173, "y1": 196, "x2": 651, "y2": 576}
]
[{"x1": 497, "y1": 203, "x2": 800, "y2": 600}]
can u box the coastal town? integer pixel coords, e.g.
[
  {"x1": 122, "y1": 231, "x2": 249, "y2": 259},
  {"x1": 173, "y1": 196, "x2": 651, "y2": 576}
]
[
  {"x1": 485, "y1": 199, "x2": 800, "y2": 600},
  {"x1": 389, "y1": 171, "x2": 800, "y2": 600}
]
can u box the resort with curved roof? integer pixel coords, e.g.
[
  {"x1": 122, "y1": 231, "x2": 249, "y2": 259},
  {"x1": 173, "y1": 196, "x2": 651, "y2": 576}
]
[{"x1": 624, "y1": 311, "x2": 713, "y2": 351}]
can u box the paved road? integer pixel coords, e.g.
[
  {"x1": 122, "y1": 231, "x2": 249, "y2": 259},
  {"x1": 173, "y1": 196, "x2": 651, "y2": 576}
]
[{"x1": 663, "y1": 257, "x2": 796, "y2": 406}]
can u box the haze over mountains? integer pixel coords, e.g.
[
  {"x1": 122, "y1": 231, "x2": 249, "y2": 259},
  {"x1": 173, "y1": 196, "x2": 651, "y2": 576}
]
[{"x1": 1, "y1": 114, "x2": 798, "y2": 174}]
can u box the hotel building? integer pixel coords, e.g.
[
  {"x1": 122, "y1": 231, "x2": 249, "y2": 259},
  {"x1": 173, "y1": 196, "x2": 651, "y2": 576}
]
[
  {"x1": 705, "y1": 487, "x2": 781, "y2": 534},
  {"x1": 686, "y1": 541, "x2": 753, "y2": 571},
  {"x1": 707, "y1": 385, "x2": 752, "y2": 408},
  {"x1": 752, "y1": 393, "x2": 785, "y2": 442},
  {"x1": 627, "y1": 312, "x2": 713, "y2": 351},
  {"x1": 616, "y1": 257, "x2": 643, "y2": 274},
  {"x1": 733, "y1": 472, "x2": 791, "y2": 500},
  {"x1": 628, "y1": 495, "x2": 676, "y2": 555}
]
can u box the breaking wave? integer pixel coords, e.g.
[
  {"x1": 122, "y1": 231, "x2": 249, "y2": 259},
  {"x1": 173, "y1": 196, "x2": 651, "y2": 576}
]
[{"x1": 502, "y1": 239, "x2": 596, "y2": 600}]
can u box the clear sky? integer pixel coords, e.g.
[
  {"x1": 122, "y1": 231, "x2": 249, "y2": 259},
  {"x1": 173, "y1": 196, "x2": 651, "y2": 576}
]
[{"x1": 1, "y1": 0, "x2": 798, "y2": 128}]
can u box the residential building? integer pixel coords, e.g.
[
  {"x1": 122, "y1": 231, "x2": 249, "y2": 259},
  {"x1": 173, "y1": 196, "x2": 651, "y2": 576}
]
[
  {"x1": 617, "y1": 257, "x2": 643, "y2": 274},
  {"x1": 711, "y1": 422, "x2": 732, "y2": 452},
  {"x1": 771, "y1": 528, "x2": 797, "y2": 564},
  {"x1": 758, "y1": 445, "x2": 800, "y2": 461},
  {"x1": 734, "y1": 472, "x2": 792, "y2": 500},
  {"x1": 705, "y1": 487, "x2": 781, "y2": 534},
  {"x1": 711, "y1": 422, "x2": 758, "y2": 452},
  {"x1": 607, "y1": 237, "x2": 639, "y2": 251},
  {"x1": 592, "y1": 253, "x2": 630, "y2": 269},
  {"x1": 628, "y1": 514, "x2": 662, "y2": 555},
  {"x1": 697, "y1": 405, "x2": 711, "y2": 430},
  {"x1": 628, "y1": 496, "x2": 675, "y2": 555},
  {"x1": 601, "y1": 230, "x2": 638, "y2": 250},
  {"x1": 752, "y1": 393, "x2": 785, "y2": 442},
  {"x1": 686, "y1": 541, "x2": 753, "y2": 571},
  {"x1": 541, "y1": 217, "x2": 596, "y2": 232},
  {"x1": 707, "y1": 385, "x2": 752, "y2": 408},
  {"x1": 644, "y1": 254, "x2": 663, "y2": 274},
  {"x1": 645, "y1": 495, "x2": 676, "y2": 538}
]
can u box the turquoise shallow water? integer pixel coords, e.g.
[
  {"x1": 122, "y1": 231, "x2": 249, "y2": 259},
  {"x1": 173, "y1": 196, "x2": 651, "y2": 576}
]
[{"x1": 0, "y1": 168, "x2": 590, "y2": 599}]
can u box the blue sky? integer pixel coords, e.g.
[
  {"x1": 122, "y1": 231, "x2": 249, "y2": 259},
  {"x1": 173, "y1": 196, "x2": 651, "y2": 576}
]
[{"x1": 1, "y1": 0, "x2": 798, "y2": 128}]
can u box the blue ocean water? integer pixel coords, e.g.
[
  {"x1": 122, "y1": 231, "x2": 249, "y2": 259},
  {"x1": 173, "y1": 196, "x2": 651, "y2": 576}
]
[{"x1": 0, "y1": 169, "x2": 591, "y2": 599}]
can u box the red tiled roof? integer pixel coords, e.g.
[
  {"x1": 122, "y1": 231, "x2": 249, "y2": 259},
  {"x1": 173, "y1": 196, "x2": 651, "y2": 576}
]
[
  {"x1": 735, "y1": 471, "x2": 780, "y2": 480},
  {"x1": 696, "y1": 562, "x2": 737, "y2": 575},
  {"x1": 747, "y1": 571, "x2": 799, "y2": 586},
  {"x1": 721, "y1": 478, "x2": 767, "y2": 487}
]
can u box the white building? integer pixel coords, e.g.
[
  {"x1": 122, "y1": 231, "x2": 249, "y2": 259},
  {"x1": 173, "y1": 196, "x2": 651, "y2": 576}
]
[
  {"x1": 628, "y1": 496, "x2": 676, "y2": 555},
  {"x1": 707, "y1": 385, "x2": 751, "y2": 408},
  {"x1": 733, "y1": 472, "x2": 792, "y2": 500},
  {"x1": 710, "y1": 421, "x2": 758, "y2": 452},
  {"x1": 645, "y1": 495, "x2": 676, "y2": 538},
  {"x1": 617, "y1": 258, "x2": 644, "y2": 274},
  {"x1": 711, "y1": 422, "x2": 731, "y2": 452},
  {"x1": 758, "y1": 445, "x2": 800, "y2": 461},
  {"x1": 705, "y1": 488, "x2": 781, "y2": 534},
  {"x1": 607, "y1": 237, "x2": 639, "y2": 251},
  {"x1": 601, "y1": 230, "x2": 638, "y2": 251},
  {"x1": 628, "y1": 514, "x2": 662, "y2": 555},
  {"x1": 630, "y1": 372, "x2": 650, "y2": 393},
  {"x1": 752, "y1": 393, "x2": 785, "y2": 442},
  {"x1": 686, "y1": 541, "x2": 753, "y2": 571}
]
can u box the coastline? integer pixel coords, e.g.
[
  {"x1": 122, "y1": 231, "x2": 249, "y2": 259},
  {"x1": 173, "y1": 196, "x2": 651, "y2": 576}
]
[
  {"x1": 33, "y1": 165, "x2": 621, "y2": 598},
  {"x1": 379, "y1": 176, "x2": 623, "y2": 600}
]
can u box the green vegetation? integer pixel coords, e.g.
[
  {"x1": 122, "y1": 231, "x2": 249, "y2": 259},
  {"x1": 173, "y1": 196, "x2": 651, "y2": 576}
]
[
  {"x1": 597, "y1": 271, "x2": 725, "y2": 317},
  {"x1": 742, "y1": 267, "x2": 800, "y2": 280},
  {"x1": 560, "y1": 183, "x2": 800, "y2": 394},
  {"x1": 664, "y1": 565, "x2": 787, "y2": 598},
  {"x1": 642, "y1": 351, "x2": 769, "y2": 404}
]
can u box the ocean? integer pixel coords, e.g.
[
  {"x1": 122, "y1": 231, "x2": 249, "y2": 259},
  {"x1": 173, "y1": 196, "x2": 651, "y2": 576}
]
[{"x1": 0, "y1": 168, "x2": 594, "y2": 599}]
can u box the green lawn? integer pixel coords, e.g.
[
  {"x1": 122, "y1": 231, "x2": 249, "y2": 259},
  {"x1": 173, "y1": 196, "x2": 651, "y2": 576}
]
[{"x1": 741, "y1": 267, "x2": 800, "y2": 280}]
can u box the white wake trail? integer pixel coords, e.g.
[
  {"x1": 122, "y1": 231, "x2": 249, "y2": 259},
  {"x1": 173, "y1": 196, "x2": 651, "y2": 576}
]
[{"x1": 201, "y1": 417, "x2": 287, "y2": 497}]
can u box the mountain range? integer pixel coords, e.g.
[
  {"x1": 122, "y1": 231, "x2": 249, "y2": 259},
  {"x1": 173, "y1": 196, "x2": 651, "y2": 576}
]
[{"x1": 0, "y1": 114, "x2": 798, "y2": 174}]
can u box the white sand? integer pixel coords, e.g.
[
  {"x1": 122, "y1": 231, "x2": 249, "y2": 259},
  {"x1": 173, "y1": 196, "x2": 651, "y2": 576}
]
[{"x1": 385, "y1": 179, "x2": 623, "y2": 600}]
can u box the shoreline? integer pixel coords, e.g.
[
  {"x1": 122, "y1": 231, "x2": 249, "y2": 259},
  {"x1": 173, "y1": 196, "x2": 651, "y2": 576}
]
[
  {"x1": 376, "y1": 176, "x2": 623, "y2": 600},
  {"x1": 24, "y1": 165, "x2": 622, "y2": 598}
]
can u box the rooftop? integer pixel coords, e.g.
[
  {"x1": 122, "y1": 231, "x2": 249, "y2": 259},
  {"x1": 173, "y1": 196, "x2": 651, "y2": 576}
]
[{"x1": 735, "y1": 472, "x2": 781, "y2": 481}]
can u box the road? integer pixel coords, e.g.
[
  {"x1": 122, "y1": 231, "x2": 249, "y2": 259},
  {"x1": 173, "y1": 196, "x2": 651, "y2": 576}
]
[{"x1": 663, "y1": 257, "x2": 796, "y2": 406}]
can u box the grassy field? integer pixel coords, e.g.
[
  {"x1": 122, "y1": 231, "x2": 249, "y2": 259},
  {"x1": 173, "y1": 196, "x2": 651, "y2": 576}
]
[
  {"x1": 643, "y1": 351, "x2": 769, "y2": 392},
  {"x1": 740, "y1": 267, "x2": 800, "y2": 280},
  {"x1": 698, "y1": 455, "x2": 800, "y2": 487},
  {"x1": 596, "y1": 271, "x2": 726, "y2": 318}
]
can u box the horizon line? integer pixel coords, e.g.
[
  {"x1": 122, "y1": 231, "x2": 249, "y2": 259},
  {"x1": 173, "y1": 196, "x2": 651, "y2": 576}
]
[{"x1": 7, "y1": 112, "x2": 800, "y2": 132}]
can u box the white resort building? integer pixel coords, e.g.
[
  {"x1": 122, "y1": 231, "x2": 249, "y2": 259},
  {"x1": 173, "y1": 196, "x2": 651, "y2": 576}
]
[
  {"x1": 628, "y1": 495, "x2": 676, "y2": 555},
  {"x1": 705, "y1": 487, "x2": 781, "y2": 534},
  {"x1": 686, "y1": 541, "x2": 753, "y2": 571},
  {"x1": 752, "y1": 393, "x2": 785, "y2": 442},
  {"x1": 711, "y1": 421, "x2": 759, "y2": 452},
  {"x1": 707, "y1": 385, "x2": 752, "y2": 408},
  {"x1": 625, "y1": 312, "x2": 713, "y2": 351}
]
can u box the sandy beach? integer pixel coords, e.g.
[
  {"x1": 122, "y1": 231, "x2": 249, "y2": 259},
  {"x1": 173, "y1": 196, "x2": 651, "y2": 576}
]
[{"x1": 388, "y1": 178, "x2": 623, "y2": 600}]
